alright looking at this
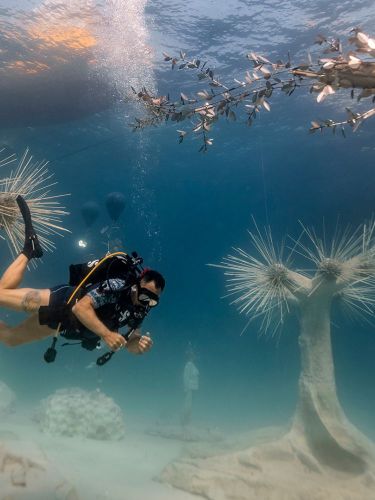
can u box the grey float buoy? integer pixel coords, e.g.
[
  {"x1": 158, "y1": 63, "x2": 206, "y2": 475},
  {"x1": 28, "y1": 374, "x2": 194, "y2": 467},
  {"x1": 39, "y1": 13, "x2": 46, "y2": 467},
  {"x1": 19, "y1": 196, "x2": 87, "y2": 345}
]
[{"x1": 105, "y1": 192, "x2": 125, "y2": 222}]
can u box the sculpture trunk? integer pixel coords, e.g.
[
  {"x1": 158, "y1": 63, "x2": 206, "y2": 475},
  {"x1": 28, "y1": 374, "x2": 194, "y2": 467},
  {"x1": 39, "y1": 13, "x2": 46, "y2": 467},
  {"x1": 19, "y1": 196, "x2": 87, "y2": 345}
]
[{"x1": 292, "y1": 293, "x2": 372, "y2": 472}]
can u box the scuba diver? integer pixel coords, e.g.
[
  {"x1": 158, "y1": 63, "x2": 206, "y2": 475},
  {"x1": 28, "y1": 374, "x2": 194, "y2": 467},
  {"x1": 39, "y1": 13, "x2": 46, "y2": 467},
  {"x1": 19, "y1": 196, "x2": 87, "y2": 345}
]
[{"x1": 0, "y1": 196, "x2": 165, "y2": 362}]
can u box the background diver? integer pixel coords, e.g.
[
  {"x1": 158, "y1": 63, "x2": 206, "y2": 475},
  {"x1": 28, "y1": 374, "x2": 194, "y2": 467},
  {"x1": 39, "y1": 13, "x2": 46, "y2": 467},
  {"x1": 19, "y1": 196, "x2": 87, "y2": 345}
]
[{"x1": 0, "y1": 196, "x2": 165, "y2": 358}]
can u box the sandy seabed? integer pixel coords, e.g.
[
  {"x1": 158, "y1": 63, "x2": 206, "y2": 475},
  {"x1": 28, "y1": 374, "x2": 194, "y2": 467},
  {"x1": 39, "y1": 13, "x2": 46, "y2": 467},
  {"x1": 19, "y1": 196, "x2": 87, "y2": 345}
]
[
  {"x1": 1, "y1": 410, "x2": 375, "y2": 500},
  {"x1": 0, "y1": 411, "x2": 198, "y2": 500}
]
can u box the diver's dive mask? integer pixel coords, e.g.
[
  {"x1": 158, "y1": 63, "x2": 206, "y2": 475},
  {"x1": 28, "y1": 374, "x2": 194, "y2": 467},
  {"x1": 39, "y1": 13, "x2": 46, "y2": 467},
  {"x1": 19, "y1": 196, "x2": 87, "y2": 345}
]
[{"x1": 137, "y1": 286, "x2": 159, "y2": 307}]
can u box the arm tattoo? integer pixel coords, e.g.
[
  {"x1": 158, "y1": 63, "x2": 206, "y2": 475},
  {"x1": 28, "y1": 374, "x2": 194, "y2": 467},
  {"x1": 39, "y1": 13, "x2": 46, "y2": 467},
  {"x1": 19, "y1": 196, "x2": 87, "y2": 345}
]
[{"x1": 21, "y1": 291, "x2": 42, "y2": 313}]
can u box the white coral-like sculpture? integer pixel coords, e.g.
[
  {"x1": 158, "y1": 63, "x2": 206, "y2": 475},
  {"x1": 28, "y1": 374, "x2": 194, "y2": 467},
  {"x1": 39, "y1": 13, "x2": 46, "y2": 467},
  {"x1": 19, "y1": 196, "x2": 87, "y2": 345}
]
[
  {"x1": 0, "y1": 440, "x2": 78, "y2": 499},
  {"x1": 35, "y1": 388, "x2": 125, "y2": 440},
  {"x1": 161, "y1": 221, "x2": 375, "y2": 500}
]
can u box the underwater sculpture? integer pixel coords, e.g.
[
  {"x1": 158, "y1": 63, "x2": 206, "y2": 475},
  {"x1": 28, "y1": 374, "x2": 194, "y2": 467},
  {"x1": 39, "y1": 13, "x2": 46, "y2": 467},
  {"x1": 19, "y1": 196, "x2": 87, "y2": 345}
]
[
  {"x1": 181, "y1": 343, "x2": 200, "y2": 428},
  {"x1": 147, "y1": 343, "x2": 222, "y2": 443},
  {"x1": 0, "y1": 148, "x2": 69, "y2": 258},
  {"x1": 34, "y1": 388, "x2": 125, "y2": 440},
  {"x1": 160, "y1": 222, "x2": 375, "y2": 500},
  {"x1": 0, "y1": 441, "x2": 78, "y2": 499},
  {"x1": 132, "y1": 29, "x2": 375, "y2": 151}
]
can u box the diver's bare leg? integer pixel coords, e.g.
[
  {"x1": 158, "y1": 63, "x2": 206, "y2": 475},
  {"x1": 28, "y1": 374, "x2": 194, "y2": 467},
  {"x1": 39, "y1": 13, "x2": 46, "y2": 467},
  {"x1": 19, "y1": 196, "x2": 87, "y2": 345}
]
[
  {"x1": 0, "y1": 288, "x2": 50, "y2": 312},
  {"x1": 0, "y1": 254, "x2": 29, "y2": 289},
  {"x1": 0, "y1": 314, "x2": 53, "y2": 347}
]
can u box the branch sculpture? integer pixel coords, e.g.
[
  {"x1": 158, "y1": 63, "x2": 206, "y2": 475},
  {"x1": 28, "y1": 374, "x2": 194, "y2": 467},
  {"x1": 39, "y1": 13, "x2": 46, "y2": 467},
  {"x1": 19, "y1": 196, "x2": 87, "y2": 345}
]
[
  {"x1": 0, "y1": 148, "x2": 70, "y2": 258},
  {"x1": 132, "y1": 29, "x2": 375, "y2": 151},
  {"x1": 160, "y1": 222, "x2": 375, "y2": 500}
]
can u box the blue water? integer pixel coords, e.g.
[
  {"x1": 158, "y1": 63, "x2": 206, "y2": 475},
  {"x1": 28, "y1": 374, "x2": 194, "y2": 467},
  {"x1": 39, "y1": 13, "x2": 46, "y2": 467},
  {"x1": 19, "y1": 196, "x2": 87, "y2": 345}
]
[{"x1": 0, "y1": 1, "x2": 375, "y2": 498}]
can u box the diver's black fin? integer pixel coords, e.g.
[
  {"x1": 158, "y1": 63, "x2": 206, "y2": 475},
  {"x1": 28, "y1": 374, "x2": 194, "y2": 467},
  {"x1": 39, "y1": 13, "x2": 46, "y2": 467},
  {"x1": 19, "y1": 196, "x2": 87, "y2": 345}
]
[{"x1": 16, "y1": 195, "x2": 43, "y2": 260}]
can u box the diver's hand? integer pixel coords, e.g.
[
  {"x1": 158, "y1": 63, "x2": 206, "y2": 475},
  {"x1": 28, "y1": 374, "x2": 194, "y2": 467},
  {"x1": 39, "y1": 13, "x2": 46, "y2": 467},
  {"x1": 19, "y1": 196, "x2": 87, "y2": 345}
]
[
  {"x1": 126, "y1": 332, "x2": 153, "y2": 354},
  {"x1": 102, "y1": 331, "x2": 127, "y2": 351},
  {"x1": 138, "y1": 334, "x2": 153, "y2": 354}
]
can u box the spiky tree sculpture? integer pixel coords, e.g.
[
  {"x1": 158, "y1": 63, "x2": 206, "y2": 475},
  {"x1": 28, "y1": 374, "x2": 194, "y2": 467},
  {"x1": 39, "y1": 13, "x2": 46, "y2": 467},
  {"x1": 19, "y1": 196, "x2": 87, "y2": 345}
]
[
  {"x1": 160, "y1": 223, "x2": 375, "y2": 500},
  {"x1": 0, "y1": 148, "x2": 69, "y2": 257}
]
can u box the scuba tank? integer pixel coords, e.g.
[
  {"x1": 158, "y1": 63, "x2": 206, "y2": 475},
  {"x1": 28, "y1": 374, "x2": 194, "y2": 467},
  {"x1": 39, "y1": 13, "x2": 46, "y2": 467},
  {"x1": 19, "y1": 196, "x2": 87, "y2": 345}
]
[{"x1": 68, "y1": 251, "x2": 143, "y2": 291}]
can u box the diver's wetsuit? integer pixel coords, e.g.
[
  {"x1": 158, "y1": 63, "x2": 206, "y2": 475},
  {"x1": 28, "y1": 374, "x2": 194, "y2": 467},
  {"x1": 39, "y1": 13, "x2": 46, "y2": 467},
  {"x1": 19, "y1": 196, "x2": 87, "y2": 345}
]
[{"x1": 39, "y1": 279, "x2": 147, "y2": 350}]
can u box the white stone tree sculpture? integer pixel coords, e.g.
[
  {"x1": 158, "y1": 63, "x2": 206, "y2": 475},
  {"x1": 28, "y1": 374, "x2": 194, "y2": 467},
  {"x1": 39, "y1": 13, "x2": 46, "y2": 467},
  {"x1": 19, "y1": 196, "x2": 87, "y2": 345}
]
[{"x1": 160, "y1": 222, "x2": 375, "y2": 500}]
